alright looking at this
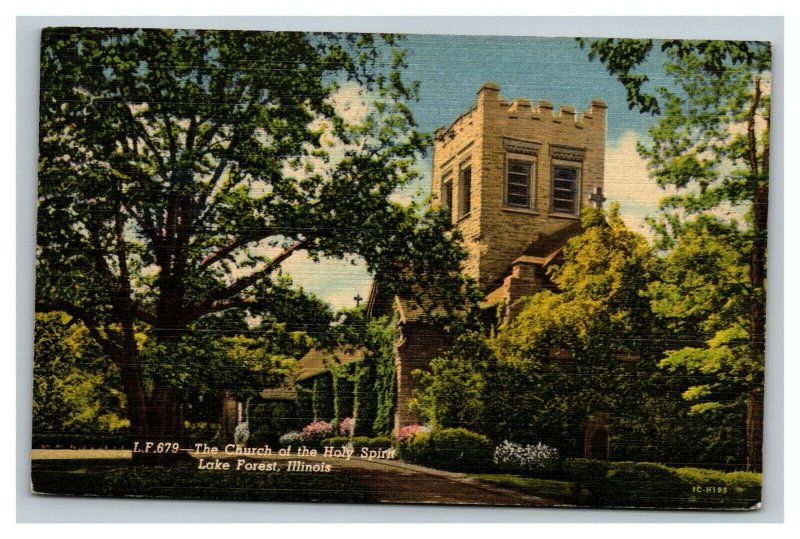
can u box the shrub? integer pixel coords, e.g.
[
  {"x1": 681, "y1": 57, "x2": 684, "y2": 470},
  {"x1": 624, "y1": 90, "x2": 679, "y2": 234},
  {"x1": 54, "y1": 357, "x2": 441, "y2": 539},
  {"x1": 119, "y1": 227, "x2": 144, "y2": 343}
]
[
  {"x1": 607, "y1": 461, "x2": 686, "y2": 508},
  {"x1": 563, "y1": 458, "x2": 610, "y2": 506},
  {"x1": 302, "y1": 420, "x2": 333, "y2": 436},
  {"x1": 493, "y1": 440, "x2": 560, "y2": 475},
  {"x1": 351, "y1": 436, "x2": 393, "y2": 452},
  {"x1": 563, "y1": 458, "x2": 609, "y2": 482},
  {"x1": 299, "y1": 420, "x2": 334, "y2": 447},
  {"x1": 675, "y1": 467, "x2": 761, "y2": 509},
  {"x1": 321, "y1": 436, "x2": 351, "y2": 447},
  {"x1": 397, "y1": 428, "x2": 493, "y2": 472},
  {"x1": 279, "y1": 431, "x2": 303, "y2": 446},
  {"x1": 338, "y1": 417, "x2": 355, "y2": 436},
  {"x1": 396, "y1": 423, "x2": 429, "y2": 443}
]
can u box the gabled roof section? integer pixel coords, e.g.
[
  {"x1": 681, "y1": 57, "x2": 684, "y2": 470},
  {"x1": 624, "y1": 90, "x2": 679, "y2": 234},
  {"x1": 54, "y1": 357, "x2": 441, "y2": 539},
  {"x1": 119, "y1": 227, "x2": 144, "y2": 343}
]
[
  {"x1": 293, "y1": 346, "x2": 367, "y2": 382},
  {"x1": 365, "y1": 279, "x2": 395, "y2": 320},
  {"x1": 259, "y1": 387, "x2": 298, "y2": 400},
  {"x1": 521, "y1": 220, "x2": 582, "y2": 260},
  {"x1": 394, "y1": 296, "x2": 427, "y2": 324},
  {"x1": 393, "y1": 295, "x2": 452, "y2": 325}
]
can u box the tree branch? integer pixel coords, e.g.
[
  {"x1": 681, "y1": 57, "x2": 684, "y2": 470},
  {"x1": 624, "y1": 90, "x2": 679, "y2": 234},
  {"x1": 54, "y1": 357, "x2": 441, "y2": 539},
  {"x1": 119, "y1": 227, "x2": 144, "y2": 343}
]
[
  {"x1": 746, "y1": 75, "x2": 762, "y2": 178},
  {"x1": 187, "y1": 239, "x2": 307, "y2": 319},
  {"x1": 124, "y1": 104, "x2": 169, "y2": 181},
  {"x1": 122, "y1": 200, "x2": 162, "y2": 248},
  {"x1": 198, "y1": 237, "x2": 243, "y2": 270},
  {"x1": 198, "y1": 228, "x2": 275, "y2": 270},
  {"x1": 132, "y1": 303, "x2": 158, "y2": 326},
  {"x1": 35, "y1": 301, "x2": 123, "y2": 363}
]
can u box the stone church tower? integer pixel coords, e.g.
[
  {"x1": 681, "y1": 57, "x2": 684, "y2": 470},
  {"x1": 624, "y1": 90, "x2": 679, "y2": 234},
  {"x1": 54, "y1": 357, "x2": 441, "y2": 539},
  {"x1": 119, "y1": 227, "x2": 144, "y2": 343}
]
[
  {"x1": 431, "y1": 81, "x2": 607, "y2": 295},
  {"x1": 390, "y1": 82, "x2": 607, "y2": 433}
]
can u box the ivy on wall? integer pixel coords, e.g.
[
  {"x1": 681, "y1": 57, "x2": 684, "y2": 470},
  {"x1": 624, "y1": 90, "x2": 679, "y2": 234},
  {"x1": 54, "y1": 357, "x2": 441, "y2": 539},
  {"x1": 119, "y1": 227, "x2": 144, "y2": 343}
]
[
  {"x1": 371, "y1": 318, "x2": 398, "y2": 435},
  {"x1": 294, "y1": 315, "x2": 398, "y2": 436}
]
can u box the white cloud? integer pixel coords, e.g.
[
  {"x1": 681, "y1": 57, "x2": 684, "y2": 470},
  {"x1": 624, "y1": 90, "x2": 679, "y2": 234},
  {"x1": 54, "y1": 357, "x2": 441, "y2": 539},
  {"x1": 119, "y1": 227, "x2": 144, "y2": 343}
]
[
  {"x1": 329, "y1": 81, "x2": 374, "y2": 126},
  {"x1": 279, "y1": 252, "x2": 372, "y2": 311},
  {"x1": 604, "y1": 131, "x2": 674, "y2": 236}
]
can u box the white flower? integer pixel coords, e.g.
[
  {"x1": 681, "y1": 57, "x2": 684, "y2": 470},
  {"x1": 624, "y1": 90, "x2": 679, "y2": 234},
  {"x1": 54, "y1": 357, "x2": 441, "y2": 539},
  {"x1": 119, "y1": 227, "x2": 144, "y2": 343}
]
[
  {"x1": 493, "y1": 440, "x2": 559, "y2": 471},
  {"x1": 234, "y1": 422, "x2": 250, "y2": 446}
]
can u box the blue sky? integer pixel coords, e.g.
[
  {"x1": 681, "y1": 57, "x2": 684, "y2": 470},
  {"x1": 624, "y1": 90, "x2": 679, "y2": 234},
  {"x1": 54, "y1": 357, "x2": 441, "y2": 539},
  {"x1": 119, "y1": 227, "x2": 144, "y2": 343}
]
[
  {"x1": 401, "y1": 35, "x2": 665, "y2": 142},
  {"x1": 290, "y1": 35, "x2": 675, "y2": 310}
]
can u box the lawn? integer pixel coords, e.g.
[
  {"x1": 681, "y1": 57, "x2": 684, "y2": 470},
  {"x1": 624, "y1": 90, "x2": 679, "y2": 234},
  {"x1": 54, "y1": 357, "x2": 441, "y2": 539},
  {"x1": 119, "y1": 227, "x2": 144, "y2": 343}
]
[
  {"x1": 31, "y1": 458, "x2": 372, "y2": 503},
  {"x1": 470, "y1": 474, "x2": 581, "y2": 504}
]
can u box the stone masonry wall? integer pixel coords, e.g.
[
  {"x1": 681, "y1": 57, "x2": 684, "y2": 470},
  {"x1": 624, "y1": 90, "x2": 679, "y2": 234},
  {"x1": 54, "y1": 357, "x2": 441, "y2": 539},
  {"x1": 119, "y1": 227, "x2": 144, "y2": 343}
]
[
  {"x1": 433, "y1": 82, "x2": 606, "y2": 290},
  {"x1": 393, "y1": 323, "x2": 452, "y2": 434}
]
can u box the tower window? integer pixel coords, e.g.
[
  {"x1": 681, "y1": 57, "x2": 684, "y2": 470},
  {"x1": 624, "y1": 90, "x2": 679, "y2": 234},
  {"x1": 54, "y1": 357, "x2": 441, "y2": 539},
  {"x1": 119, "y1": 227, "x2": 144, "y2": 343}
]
[
  {"x1": 551, "y1": 165, "x2": 579, "y2": 214},
  {"x1": 442, "y1": 175, "x2": 453, "y2": 224},
  {"x1": 459, "y1": 164, "x2": 471, "y2": 218},
  {"x1": 506, "y1": 158, "x2": 533, "y2": 208}
]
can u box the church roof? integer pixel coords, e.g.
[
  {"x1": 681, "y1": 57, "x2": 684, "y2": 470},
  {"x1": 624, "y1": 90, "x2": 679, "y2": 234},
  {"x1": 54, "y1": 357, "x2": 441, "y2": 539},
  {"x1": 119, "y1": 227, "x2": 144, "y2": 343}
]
[
  {"x1": 259, "y1": 387, "x2": 298, "y2": 400},
  {"x1": 521, "y1": 220, "x2": 582, "y2": 260},
  {"x1": 394, "y1": 295, "x2": 452, "y2": 325},
  {"x1": 293, "y1": 346, "x2": 367, "y2": 382}
]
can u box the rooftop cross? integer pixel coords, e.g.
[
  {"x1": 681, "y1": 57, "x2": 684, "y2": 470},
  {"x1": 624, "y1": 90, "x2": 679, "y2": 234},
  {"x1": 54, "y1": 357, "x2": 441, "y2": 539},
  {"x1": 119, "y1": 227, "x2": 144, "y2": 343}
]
[{"x1": 589, "y1": 186, "x2": 606, "y2": 209}]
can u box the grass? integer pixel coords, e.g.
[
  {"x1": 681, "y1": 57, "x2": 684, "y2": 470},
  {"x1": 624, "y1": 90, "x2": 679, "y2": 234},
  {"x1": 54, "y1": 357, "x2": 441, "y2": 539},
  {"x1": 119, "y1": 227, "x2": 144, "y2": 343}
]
[
  {"x1": 31, "y1": 458, "x2": 372, "y2": 503},
  {"x1": 470, "y1": 473, "x2": 580, "y2": 504}
]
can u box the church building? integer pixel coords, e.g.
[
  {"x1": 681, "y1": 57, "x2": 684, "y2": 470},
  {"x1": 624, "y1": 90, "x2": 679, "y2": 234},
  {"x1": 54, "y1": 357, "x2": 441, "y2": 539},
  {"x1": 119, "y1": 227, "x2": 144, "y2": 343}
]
[
  {"x1": 386, "y1": 81, "x2": 608, "y2": 433},
  {"x1": 250, "y1": 82, "x2": 608, "y2": 451}
]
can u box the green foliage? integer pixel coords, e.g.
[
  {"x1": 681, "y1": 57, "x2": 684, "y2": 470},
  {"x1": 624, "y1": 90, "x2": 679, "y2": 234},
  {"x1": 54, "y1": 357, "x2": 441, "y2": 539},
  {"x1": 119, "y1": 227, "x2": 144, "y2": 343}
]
[
  {"x1": 396, "y1": 428, "x2": 493, "y2": 472},
  {"x1": 321, "y1": 436, "x2": 351, "y2": 446},
  {"x1": 579, "y1": 39, "x2": 769, "y2": 116},
  {"x1": 327, "y1": 362, "x2": 356, "y2": 429},
  {"x1": 248, "y1": 402, "x2": 299, "y2": 446},
  {"x1": 300, "y1": 309, "x2": 397, "y2": 436},
  {"x1": 563, "y1": 458, "x2": 610, "y2": 505},
  {"x1": 36, "y1": 28, "x2": 470, "y2": 443},
  {"x1": 351, "y1": 436, "x2": 394, "y2": 451},
  {"x1": 312, "y1": 374, "x2": 334, "y2": 422},
  {"x1": 489, "y1": 208, "x2": 661, "y2": 454},
  {"x1": 352, "y1": 360, "x2": 377, "y2": 436},
  {"x1": 368, "y1": 318, "x2": 398, "y2": 435},
  {"x1": 604, "y1": 461, "x2": 761, "y2": 509},
  {"x1": 581, "y1": 39, "x2": 769, "y2": 470},
  {"x1": 563, "y1": 458, "x2": 609, "y2": 482},
  {"x1": 411, "y1": 331, "x2": 492, "y2": 432},
  {"x1": 33, "y1": 313, "x2": 128, "y2": 443},
  {"x1": 145, "y1": 310, "x2": 309, "y2": 426},
  {"x1": 650, "y1": 217, "x2": 759, "y2": 415},
  {"x1": 295, "y1": 386, "x2": 314, "y2": 427}
]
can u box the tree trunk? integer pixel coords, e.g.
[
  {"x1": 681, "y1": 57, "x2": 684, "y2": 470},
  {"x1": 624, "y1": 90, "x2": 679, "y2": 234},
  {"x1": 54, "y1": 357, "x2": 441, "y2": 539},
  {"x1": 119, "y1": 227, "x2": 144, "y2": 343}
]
[
  {"x1": 747, "y1": 181, "x2": 768, "y2": 473},
  {"x1": 746, "y1": 389, "x2": 764, "y2": 472},
  {"x1": 746, "y1": 77, "x2": 768, "y2": 474}
]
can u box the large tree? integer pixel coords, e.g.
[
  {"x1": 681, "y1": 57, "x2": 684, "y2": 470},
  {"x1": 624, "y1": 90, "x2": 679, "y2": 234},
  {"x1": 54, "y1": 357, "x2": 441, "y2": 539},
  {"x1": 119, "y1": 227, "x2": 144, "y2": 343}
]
[
  {"x1": 36, "y1": 28, "x2": 468, "y2": 461},
  {"x1": 415, "y1": 209, "x2": 663, "y2": 452},
  {"x1": 580, "y1": 39, "x2": 770, "y2": 471}
]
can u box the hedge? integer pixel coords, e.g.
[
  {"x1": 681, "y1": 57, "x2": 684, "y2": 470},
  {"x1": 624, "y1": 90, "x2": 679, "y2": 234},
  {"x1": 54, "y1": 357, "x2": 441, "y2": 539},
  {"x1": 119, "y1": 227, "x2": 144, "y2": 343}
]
[
  {"x1": 558, "y1": 459, "x2": 762, "y2": 509},
  {"x1": 32, "y1": 432, "x2": 130, "y2": 450},
  {"x1": 320, "y1": 436, "x2": 351, "y2": 447},
  {"x1": 352, "y1": 436, "x2": 393, "y2": 451},
  {"x1": 560, "y1": 459, "x2": 762, "y2": 509},
  {"x1": 397, "y1": 428, "x2": 493, "y2": 472},
  {"x1": 563, "y1": 458, "x2": 609, "y2": 506}
]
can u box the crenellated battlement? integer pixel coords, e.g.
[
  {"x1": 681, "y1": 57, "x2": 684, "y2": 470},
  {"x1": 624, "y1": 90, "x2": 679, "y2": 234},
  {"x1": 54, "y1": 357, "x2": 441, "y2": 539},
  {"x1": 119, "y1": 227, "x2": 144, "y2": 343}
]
[
  {"x1": 497, "y1": 92, "x2": 605, "y2": 126},
  {"x1": 436, "y1": 82, "x2": 605, "y2": 152}
]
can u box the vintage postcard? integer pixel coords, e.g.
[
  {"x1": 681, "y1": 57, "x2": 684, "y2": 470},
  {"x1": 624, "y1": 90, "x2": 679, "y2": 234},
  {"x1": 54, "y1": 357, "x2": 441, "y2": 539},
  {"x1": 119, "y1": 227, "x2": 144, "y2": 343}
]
[{"x1": 32, "y1": 27, "x2": 769, "y2": 509}]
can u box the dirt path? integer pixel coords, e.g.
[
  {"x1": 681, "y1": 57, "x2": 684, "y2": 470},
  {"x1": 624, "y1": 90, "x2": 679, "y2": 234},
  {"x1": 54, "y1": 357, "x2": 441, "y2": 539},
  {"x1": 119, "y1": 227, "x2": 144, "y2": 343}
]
[{"x1": 337, "y1": 457, "x2": 559, "y2": 506}]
